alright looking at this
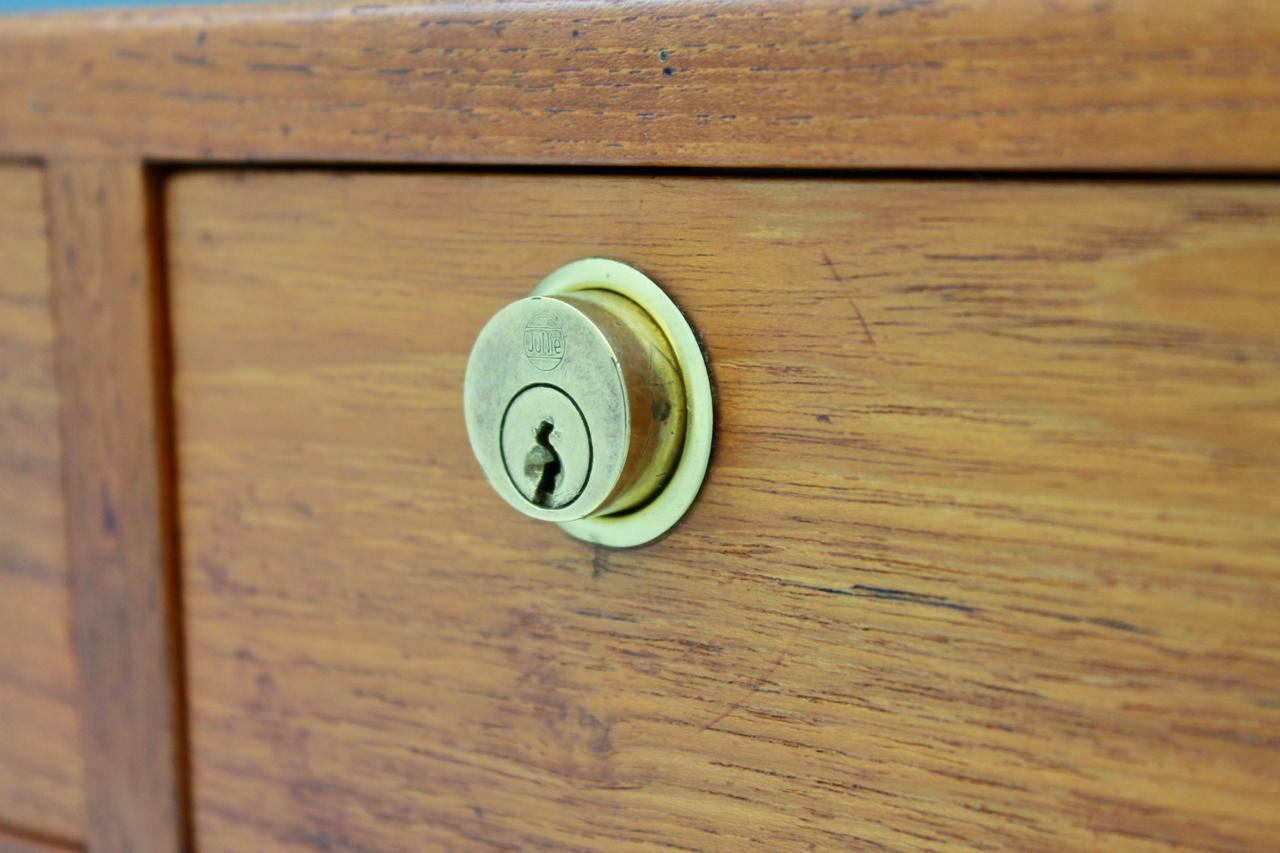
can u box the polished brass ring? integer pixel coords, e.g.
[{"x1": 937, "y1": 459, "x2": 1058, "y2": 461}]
[{"x1": 532, "y1": 259, "x2": 714, "y2": 548}]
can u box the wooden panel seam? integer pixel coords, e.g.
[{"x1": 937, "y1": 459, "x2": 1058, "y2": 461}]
[{"x1": 46, "y1": 159, "x2": 189, "y2": 853}]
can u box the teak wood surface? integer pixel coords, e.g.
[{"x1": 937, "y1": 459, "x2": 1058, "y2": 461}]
[
  {"x1": 0, "y1": 168, "x2": 84, "y2": 847},
  {"x1": 45, "y1": 161, "x2": 188, "y2": 853},
  {"x1": 1, "y1": 0, "x2": 1279, "y2": 849},
  {"x1": 2, "y1": 0, "x2": 1280, "y2": 170},
  {"x1": 168, "y1": 171, "x2": 1280, "y2": 851}
]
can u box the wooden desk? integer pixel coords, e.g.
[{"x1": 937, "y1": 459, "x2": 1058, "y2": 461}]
[{"x1": 1, "y1": 2, "x2": 1278, "y2": 850}]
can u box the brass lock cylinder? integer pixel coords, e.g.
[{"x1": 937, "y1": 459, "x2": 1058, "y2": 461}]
[{"x1": 464, "y1": 259, "x2": 713, "y2": 547}]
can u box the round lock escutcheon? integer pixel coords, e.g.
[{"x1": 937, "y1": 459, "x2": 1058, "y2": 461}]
[{"x1": 464, "y1": 259, "x2": 713, "y2": 548}]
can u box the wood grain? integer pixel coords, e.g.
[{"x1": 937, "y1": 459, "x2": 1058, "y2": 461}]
[
  {"x1": 2, "y1": 0, "x2": 1280, "y2": 170},
  {"x1": 46, "y1": 161, "x2": 187, "y2": 853},
  {"x1": 0, "y1": 166, "x2": 84, "y2": 846},
  {"x1": 0, "y1": 827, "x2": 78, "y2": 853},
  {"x1": 169, "y1": 171, "x2": 1280, "y2": 851}
]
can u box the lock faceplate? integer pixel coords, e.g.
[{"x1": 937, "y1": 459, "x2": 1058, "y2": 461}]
[{"x1": 464, "y1": 259, "x2": 713, "y2": 547}]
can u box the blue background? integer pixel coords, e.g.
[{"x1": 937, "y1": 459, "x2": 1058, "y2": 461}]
[{"x1": 1, "y1": 0, "x2": 227, "y2": 10}]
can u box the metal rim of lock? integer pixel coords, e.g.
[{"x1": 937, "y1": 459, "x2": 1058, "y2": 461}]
[{"x1": 464, "y1": 258, "x2": 714, "y2": 548}]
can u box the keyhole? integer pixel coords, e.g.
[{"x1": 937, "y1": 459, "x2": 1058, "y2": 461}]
[
  {"x1": 498, "y1": 386, "x2": 589, "y2": 512},
  {"x1": 524, "y1": 420, "x2": 562, "y2": 507}
]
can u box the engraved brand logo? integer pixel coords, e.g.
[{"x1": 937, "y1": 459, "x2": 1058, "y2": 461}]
[{"x1": 522, "y1": 313, "x2": 566, "y2": 371}]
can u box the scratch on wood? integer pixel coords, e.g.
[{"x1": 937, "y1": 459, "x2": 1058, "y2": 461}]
[
  {"x1": 696, "y1": 651, "x2": 787, "y2": 734},
  {"x1": 697, "y1": 641, "x2": 794, "y2": 734},
  {"x1": 1010, "y1": 605, "x2": 1152, "y2": 635},
  {"x1": 821, "y1": 250, "x2": 876, "y2": 349},
  {"x1": 100, "y1": 483, "x2": 118, "y2": 535},
  {"x1": 1089, "y1": 617, "x2": 1150, "y2": 635},
  {"x1": 877, "y1": 0, "x2": 936, "y2": 15},
  {"x1": 247, "y1": 62, "x2": 314, "y2": 75},
  {"x1": 852, "y1": 584, "x2": 976, "y2": 613}
]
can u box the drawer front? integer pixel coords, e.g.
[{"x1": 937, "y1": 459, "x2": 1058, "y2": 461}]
[
  {"x1": 169, "y1": 172, "x2": 1280, "y2": 850},
  {"x1": 0, "y1": 166, "x2": 84, "y2": 842}
]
